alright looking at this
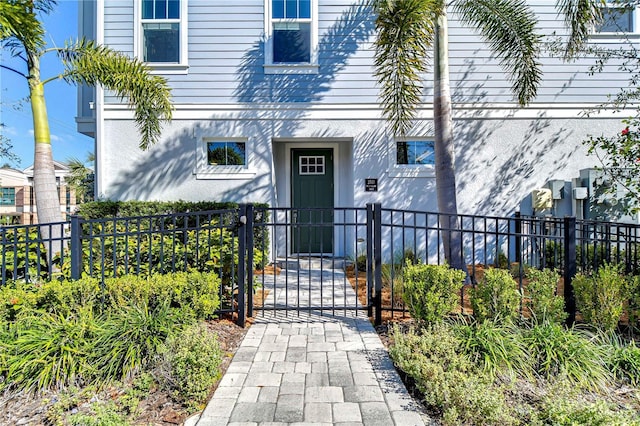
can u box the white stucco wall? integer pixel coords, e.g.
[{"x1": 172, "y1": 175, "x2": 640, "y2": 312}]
[{"x1": 98, "y1": 109, "x2": 619, "y2": 219}]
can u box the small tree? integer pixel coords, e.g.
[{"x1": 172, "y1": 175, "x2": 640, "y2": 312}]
[
  {"x1": 585, "y1": 118, "x2": 640, "y2": 215},
  {"x1": 1, "y1": 0, "x2": 172, "y2": 260},
  {"x1": 66, "y1": 153, "x2": 94, "y2": 204}
]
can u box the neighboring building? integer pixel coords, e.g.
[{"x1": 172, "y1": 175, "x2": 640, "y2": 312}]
[
  {"x1": 0, "y1": 162, "x2": 77, "y2": 224},
  {"x1": 77, "y1": 2, "x2": 638, "y2": 232}
]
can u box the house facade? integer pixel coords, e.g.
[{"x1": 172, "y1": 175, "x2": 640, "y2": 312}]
[
  {"x1": 0, "y1": 162, "x2": 77, "y2": 224},
  {"x1": 77, "y1": 0, "x2": 637, "y2": 222}
]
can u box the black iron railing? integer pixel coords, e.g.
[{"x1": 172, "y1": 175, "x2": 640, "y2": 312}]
[{"x1": 2, "y1": 204, "x2": 640, "y2": 326}]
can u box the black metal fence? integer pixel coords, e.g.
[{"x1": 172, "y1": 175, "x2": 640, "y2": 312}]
[{"x1": 2, "y1": 204, "x2": 640, "y2": 326}]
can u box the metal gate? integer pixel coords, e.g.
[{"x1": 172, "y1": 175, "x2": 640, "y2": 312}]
[{"x1": 235, "y1": 205, "x2": 381, "y2": 326}]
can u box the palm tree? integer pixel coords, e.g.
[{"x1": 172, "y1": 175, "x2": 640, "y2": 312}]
[
  {"x1": 373, "y1": 0, "x2": 602, "y2": 268},
  {"x1": 66, "y1": 153, "x2": 95, "y2": 204},
  {"x1": 1, "y1": 0, "x2": 171, "y2": 258}
]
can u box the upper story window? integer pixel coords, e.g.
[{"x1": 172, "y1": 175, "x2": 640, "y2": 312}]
[
  {"x1": 264, "y1": 0, "x2": 319, "y2": 74},
  {"x1": 388, "y1": 139, "x2": 435, "y2": 178},
  {"x1": 595, "y1": 1, "x2": 638, "y2": 34},
  {"x1": 136, "y1": 0, "x2": 188, "y2": 73},
  {"x1": 1, "y1": 188, "x2": 15, "y2": 206}
]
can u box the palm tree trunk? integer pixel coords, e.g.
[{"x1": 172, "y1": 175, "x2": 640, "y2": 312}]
[
  {"x1": 433, "y1": 8, "x2": 463, "y2": 271},
  {"x1": 28, "y1": 58, "x2": 63, "y2": 265}
]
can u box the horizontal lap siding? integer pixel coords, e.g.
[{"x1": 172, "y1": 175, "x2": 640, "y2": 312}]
[{"x1": 103, "y1": 1, "x2": 631, "y2": 106}]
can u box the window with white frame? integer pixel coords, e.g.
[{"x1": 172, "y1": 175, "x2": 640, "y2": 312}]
[
  {"x1": 207, "y1": 141, "x2": 246, "y2": 166},
  {"x1": 196, "y1": 138, "x2": 255, "y2": 179},
  {"x1": 396, "y1": 140, "x2": 435, "y2": 165},
  {"x1": 137, "y1": 0, "x2": 188, "y2": 69},
  {"x1": 389, "y1": 139, "x2": 435, "y2": 178},
  {"x1": 265, "y1": 0, "x2": 318, "y2": 73},
  {"x1": 595, "y1": 1, "x2": 638, "y2": 33}
]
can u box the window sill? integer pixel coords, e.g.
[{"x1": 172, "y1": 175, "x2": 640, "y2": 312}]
[
  {"x1": 590, "y1": 33, "x2": 640, "y2": 42},
  {"x1": 387, "y1": 167, "x2": 435, "y2": 178},
  {"x1": 195, "y1": 169, "x2": 257, "y2": 180},
  {"x1": 147, "y1": 63, "x2": 189, "y2": 75},
  {"x1": 264, "y1": 64, "x2": 319, "y2": 75}
]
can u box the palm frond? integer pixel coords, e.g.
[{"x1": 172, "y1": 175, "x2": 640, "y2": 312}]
[
  {"x1": 373, "y1": 0, "x2": 439, "y2": 136},
  {"x1": 556, "y1": 0, "x2": 604, "y2": 60},
  {"x1": 453, "y1": 0, "x2": 542, "y2": 106},
  {"x1": 0, "y1": 0, "x2": 46, "y2": 52},
  {"x1": 56, "y1": 38, "x2": 172, "y2": 150}
]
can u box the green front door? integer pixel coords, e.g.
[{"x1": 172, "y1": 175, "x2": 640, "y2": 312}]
[{"x1": 292, "y1": 148, "x2": 334, "y2": 254}]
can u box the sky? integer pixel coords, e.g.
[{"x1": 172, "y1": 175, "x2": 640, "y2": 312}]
[{"x1": 0, "y1": 0, "x2": 94, "y2": 169}]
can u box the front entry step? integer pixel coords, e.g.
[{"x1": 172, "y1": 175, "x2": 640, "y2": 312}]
[{"x1": 275, "y1": 256, "x2": 348, "y2": 271}]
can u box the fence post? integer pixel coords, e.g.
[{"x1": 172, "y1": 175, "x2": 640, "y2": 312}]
[
  {"x1": 366, "y1": 204, "x2": 374, "y2": 318},
  {"x1": 374, "y1": 203, "x2": 383, "y2": 326},
  {"x1": 514, "y1": 212, "x2": 522, "y2": 264},
  {"x1": 246, "y1": 204, "x2": 255, "y2": 318},
  {"x1": 563, "y1": 216, "x2": 577, "y2": 326},
  {"x1": 236, "y1": 205, "x2": 247, "y2": 328},
  {"x1": 70, "y1": 215, "x2": 82, "y2": 281}
]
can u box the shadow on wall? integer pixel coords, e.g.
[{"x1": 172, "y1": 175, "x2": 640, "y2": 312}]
[
  {"x1": 106, "y1": 2, "x2": 376, "y2": 203},
  {"x1": 456, "y1": 113, "x2": 578, "y2": 216}
]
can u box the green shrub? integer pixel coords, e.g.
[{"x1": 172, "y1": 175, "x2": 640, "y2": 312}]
[
  {"x1": 454, "y1": 320, "x2": 529, "y2": 379},
  {"x1": 402, "y1": 264, "x2": 465, "y2": 326},
  {"x1": 390, "y1": 326, "x2": 517, "y2": 425},
  {"x1": 520, "y1": 322, "x2": 610, "y2": 390},
  {"x1": 537, "y1": 392, "x2": 640, "y2": 426},
  {"x1": 68, "y1": 401, "x2": 132, "y2": 426},
  {"x1": 3, "y1": 307, "x2": 98, "y2": 391},
  {"x1": 525, "y1": 268, "x2": 567, "y2": 325},
  {"x1": 156, "y1": 323, "x2": 224, "y2": 410},
  {"x1": 92, "y1": 301, "x2": 184, "y2": 382},
  {"x1": 574, "y1": 263, "x2": 627, "y2": 332},
  {"x1": 103, "y1": 272, "x2": 220, "y2": 320},
  {"x1": 0, "y1": 282, "x2": 38, "y2": 322},
  {"x1": 471, "y1": 268, "x2": 520, "y2": 323},
  {"x1": 627, "y1": 275, "x2": 640, "y2": 331},
  {"x1": 75, "y1": 200, "x2": 270, "y2": 271},
  {"x1": 0, "y1": 227, "x2": 50, "y2": 282},
  {"x1": 35, "y1": 278, "x2": 101, "y2": 316},
  {"x1": 599, "y1": 331, "x2": 640, "y2": 386}
]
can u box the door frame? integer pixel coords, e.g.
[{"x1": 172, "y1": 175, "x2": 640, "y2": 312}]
[
  {"x1": 283, "y1": 142, "x2": 341, "y2": 210},
  {"x1": 282, "y1": 142, "x2": 341, "y2": 256}
]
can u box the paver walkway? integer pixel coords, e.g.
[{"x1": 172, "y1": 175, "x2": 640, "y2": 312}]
[{"x1": 191, "y1": 260, "x2": 428, "y2": 426}]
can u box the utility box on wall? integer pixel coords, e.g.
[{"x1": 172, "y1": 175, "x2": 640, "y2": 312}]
[{"x1": 579, "y1": 168, "x2": 638, "y2": 223}]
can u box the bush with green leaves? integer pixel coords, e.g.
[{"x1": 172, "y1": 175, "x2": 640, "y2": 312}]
[
  {"x1": 573, "y1": 263, "x2": 627, "y2": 332},
  {"x1": 389, "y1": 326, "x2": 517, "y2": 425},
  {"x1": 1, "y1": 307, "x2": 98, "y2": 391},
  {"x1": 402, "y1": 263, "x2": 465, "y2": 326},
  {"x1": 598, "y1": 331, "x2": 640, "y2": 386},
  {"x1": 34, "y1": 278, "x2": 101, "y2": 317},
  {"x1": 0, "y1": 270, "x2": 219, "y2": 392},
  {"x1": 92, "y1": 301, "x2": 184, "y2": 381},
  {"x1": 0, "y1": 226, "x2": 50, "y2": 282},
  {"x1": 0, "y1": 281, "x2": 38, "y2": 322},
  {"x1": 535, "y1": 390, "x2": 640, "y2": 426},
  {"x1": 471, "y1": 268, "x2": 521, "y2": 323},
  {"x1": 156, "y1": 323, "x2": 224, "y2": 410},
  {"x1": 75, "y1": 200, "x2": 270, "y2": 270},
  {"x1": 454, "y1": 319, "x2": 528, "y2": 379},
  {"x1": 525, "y1": 268, "x2": 567, "y2": 325},
  {"x1": 520, "y1": 322, "x2": 610, "y2": 390},
  {"x1": 627, "y1": 275, "x2": 640, "y2": 331},
  {"x1": 103, "y1": 272, "x2": 220, "y2": 320}
]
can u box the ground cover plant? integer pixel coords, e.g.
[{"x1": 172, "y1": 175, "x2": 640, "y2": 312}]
[
  {"x1": 0, "y1": 271, "x2": 238, "y2": 425},
  {"x1": 388, "y1": 264, "x2": 640, "y2": 425}
]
